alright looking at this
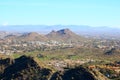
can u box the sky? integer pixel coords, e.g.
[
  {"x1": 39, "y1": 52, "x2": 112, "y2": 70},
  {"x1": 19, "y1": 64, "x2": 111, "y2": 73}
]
[{"x1": 0, "y1": 0, "x2": 120, "y2": 27}]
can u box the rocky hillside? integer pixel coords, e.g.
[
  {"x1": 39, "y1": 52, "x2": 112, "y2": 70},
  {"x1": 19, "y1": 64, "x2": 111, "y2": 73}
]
[
  {"x1": 0, "y1": 55, "x2": 109, "y2": 80},
  {"x1": 0, "y1": 55, "x2": 52, "y2": 80}
]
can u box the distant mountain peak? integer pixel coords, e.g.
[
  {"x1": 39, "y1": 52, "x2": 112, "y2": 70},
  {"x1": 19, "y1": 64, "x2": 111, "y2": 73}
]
[
  {"x1": 47, "y1": 28, "x2": 73, "y2": 36},
  {"x1": 46, "y1": 28, "x2": 84, "y2": 42},
  {"x1": 57, "y1": 28, "x2": 73, "y2": 35}
]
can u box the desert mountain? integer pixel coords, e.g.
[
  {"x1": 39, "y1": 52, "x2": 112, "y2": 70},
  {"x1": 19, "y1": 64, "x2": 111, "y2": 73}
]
[{"x1": 46, "y1": 28, "x2": 85, "y2": 42}]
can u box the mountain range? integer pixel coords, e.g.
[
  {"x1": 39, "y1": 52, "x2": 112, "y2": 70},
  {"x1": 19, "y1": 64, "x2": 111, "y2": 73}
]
[
  {"x1": 0, "y1": 25, "x2": 120, "y2": 33},
  {"x1": 3, "y1": 28, "x2": 85, "y2": 42},
  {"x1": 1, "y1": 25, "x2": 120, "y2": 39}
]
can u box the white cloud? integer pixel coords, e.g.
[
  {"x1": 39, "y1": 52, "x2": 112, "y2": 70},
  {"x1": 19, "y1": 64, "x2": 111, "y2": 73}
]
[{"x1": 2, "y1": 22, "x2": 8, "y2": 26}]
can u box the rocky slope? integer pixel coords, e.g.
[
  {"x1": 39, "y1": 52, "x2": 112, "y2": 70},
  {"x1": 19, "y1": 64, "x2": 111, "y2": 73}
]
[
  {"x1": 0, "y1": 55, "x2": 109, "y2": 80},
  {"x1": 0, "y1": 55, "x2": 52, "y2": 80}
]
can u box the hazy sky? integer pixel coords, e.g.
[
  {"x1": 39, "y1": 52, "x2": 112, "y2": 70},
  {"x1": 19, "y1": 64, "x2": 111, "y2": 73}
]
[{"x1": 0, "y1": 0, "x2": 120, "y2": 27}]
